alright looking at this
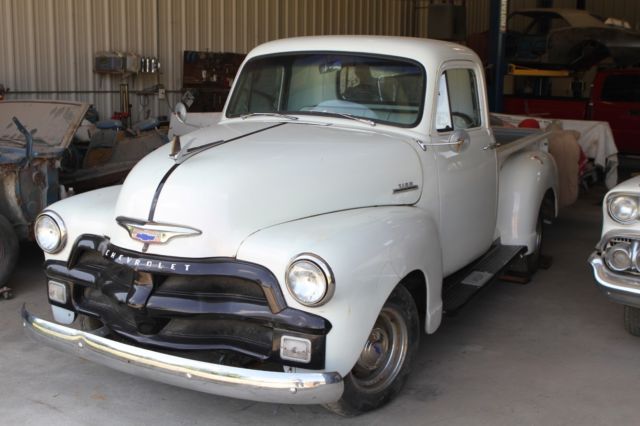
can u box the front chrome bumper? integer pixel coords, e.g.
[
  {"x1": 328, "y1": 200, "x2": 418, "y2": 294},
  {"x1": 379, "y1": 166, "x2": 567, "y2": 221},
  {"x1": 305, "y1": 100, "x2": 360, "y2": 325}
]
[
  {"x1": 589, "y1": 252, "x2": 640, "y2": 308},
  {"x1": 22, "y1": 307, "x2": 343, "y2": 404}
]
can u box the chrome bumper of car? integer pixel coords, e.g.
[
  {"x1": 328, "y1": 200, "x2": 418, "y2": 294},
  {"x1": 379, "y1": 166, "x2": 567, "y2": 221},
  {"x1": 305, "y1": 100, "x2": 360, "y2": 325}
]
[
  {"x1": 21, "y1": 306, "x2": 343, "y2": 405},
  {"x1": 589, "y1": 252, "x2": 640, "y2": 308}
]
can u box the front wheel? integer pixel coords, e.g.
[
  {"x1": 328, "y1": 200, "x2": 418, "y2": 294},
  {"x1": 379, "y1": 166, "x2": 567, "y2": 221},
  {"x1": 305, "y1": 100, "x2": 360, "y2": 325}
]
[
  {"x1": 0, "y1": 214, "x2": 19, "y2": 287},
  {"x1": 324, "y1": 285, "x2": 420, "y2": 416},
  {"x1": 623, "y1": 305, "x2": 640, "y2": 336}
]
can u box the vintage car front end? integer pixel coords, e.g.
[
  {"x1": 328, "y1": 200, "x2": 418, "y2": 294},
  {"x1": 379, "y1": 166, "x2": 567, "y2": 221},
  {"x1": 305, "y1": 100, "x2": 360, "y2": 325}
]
[
  {"x1": 589, "y1": 176, "x2": 640, "y2": 334},
  {"x1": 23, "y1": 110, "x2": 426, "y2": 407},
  {"x1": 23, "y1": 226, "x2": 344, "y2": 404}
]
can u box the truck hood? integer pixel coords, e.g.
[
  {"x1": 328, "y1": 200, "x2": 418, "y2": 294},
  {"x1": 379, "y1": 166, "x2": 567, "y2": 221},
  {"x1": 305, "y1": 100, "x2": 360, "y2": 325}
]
[{"x1": 109, "y1": 120, "x2": 422, "y2": 257}]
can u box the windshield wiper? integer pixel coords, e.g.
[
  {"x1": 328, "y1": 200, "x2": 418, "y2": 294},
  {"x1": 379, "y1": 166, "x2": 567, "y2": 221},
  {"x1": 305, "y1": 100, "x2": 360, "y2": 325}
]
[
  {"x1": 320, "y1": 112, "x2": 376, "y2": 127},
  {"x1": 241, "y1": 112, "x2": 299, "y2": 121}
]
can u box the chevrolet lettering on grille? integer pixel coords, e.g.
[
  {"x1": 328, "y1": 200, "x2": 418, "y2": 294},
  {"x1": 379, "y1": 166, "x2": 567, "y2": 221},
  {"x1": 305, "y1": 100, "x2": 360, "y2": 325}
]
[{"x1": 103, "y1": 247, "x2": 193, "y2": 273}]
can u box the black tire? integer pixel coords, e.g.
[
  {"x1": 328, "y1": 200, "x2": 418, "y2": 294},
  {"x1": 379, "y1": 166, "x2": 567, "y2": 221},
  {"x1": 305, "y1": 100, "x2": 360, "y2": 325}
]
[
  {"x1": 510, "y1": 209, "x2": 543, "y2": 277},
  {"x1": 623, "y1": 305, "x2": 640, "y2": 337},
  {"x1": 324, "y1": 285, "x2": 420, "y2": 416},
  {"x1": 0, "y1": 214, "x2": 19, "y2": 287}
]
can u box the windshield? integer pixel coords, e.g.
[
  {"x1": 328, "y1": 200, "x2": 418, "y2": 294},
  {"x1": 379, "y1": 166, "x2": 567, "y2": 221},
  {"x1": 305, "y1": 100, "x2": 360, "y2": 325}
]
[{"x1": 226, "y1": 53, "x2": 425, "y2": 127}]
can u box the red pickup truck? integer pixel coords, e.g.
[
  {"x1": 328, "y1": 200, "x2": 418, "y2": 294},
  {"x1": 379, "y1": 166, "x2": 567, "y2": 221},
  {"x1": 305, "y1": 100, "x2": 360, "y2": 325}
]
[{"x1": 505, "y1": 68, "x2": 640, "y2": 156}]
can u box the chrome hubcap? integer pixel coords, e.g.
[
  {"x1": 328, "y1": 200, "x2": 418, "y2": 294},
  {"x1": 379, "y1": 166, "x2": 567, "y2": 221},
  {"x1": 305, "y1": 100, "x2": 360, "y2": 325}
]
[
  {"x1": 358, "y1": 327, "x2": 390, "y2": 371},
  {"x1": 351, "y1": 306, "x2": 408, "y2": 393}
]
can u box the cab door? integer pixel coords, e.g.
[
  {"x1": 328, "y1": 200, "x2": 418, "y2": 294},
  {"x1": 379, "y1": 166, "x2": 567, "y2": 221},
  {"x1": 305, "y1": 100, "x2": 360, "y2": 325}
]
[{"x1": 431, "y1": 62, "x2": 498, "y2": 275}]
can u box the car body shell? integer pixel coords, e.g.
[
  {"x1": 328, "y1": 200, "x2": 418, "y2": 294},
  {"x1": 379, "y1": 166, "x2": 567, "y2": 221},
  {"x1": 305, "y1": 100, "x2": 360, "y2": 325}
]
[{"x1": 506, "y1": 8, "x2": 640, "y2": 69}]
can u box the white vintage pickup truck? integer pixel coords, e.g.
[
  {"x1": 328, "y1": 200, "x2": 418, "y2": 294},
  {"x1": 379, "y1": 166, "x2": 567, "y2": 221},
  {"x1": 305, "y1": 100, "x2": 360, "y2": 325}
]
[{"x1": 23, "y1": 36, "x2": 558, "y2": 415}]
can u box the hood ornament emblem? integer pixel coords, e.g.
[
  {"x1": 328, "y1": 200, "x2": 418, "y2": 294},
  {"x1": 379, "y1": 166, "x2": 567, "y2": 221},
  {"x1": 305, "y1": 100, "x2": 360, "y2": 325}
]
[
  {"x1": 169, "y1": 135, "x2": 182, "y2": 160},
  {"x1": 116, "y1": 217, "x2": 202, "y2": 245}
]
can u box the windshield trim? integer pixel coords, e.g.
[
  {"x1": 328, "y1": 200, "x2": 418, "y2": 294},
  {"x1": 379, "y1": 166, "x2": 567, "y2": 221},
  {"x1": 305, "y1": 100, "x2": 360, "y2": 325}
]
[{"x1": 225, "y1": 50, "x2": 427, "y2": 129}]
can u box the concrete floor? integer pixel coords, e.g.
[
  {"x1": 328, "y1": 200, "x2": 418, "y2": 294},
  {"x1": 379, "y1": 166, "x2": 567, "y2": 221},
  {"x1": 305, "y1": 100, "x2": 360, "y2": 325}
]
[{"x1": 2, "y1": 184, "x2": 639, "y2": 426}]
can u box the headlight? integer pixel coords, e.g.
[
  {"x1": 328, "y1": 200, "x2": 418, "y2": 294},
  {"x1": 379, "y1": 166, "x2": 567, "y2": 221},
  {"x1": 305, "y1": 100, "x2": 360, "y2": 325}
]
[
  {"x1": 285, "y1": 254, "x2": 335, "y2": 306},
  {"x1": 604, "y1": 242, "x2": 632, "y2": 272},
  {"x1": 608, "y1": 194, "x2": 639, "y2": 224},
  {"x1": 34, "y1": 211, "x2": 67, "y2": 253}
]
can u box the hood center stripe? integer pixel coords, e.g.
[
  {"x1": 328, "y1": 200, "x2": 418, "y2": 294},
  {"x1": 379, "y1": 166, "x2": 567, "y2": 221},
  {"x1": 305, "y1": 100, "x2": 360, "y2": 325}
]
[{"x1": 147, "y1": 122, "x2": 287, "y2": 222}]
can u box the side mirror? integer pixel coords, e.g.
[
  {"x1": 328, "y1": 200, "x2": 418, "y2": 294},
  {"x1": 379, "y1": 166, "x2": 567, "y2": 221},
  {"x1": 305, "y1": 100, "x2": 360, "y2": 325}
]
[{"x1": 174, "y1": 102, "x2": 188, "y2": 124}]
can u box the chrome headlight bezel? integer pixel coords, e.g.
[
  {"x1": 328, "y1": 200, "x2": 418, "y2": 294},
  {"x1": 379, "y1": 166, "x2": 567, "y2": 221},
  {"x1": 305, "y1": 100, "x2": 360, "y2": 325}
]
[
  {"x1": 34, "y1": 211, "x2": 67, "y2": 254},
  {"x1": 607, "y1": 193, "x2": 640, "y2": 224},
  {"x1": 604, "y1": 242, "x2": 633, "y2": 272},
  {"x1": 285, "y1": 253, "x2": 335, "y2": 307}
]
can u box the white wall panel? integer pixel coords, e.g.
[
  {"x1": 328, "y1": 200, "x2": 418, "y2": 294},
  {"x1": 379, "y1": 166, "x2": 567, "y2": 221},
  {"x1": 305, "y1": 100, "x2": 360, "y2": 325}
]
[
  {"x1": 7, "y1": 0, "x2": 637, "y2": 123},
  {"x1": 1, "y1": 0, "x2": 414, "y2": 122},
  {"x1": 466, "y1": 0, "x2": 491, "y2": 36}
]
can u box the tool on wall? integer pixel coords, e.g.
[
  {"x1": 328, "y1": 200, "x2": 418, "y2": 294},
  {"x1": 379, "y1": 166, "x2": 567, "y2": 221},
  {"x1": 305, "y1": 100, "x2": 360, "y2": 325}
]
[
  {"x1": 181, "y1": 51, "x2": 245, "y2": 112},
  {"x1": 94, "y1": 51, "x2": 162, "y2": 126}
]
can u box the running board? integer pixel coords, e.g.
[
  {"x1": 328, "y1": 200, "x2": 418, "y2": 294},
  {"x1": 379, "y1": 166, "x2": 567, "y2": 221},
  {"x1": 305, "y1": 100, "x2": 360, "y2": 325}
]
[{"x1": 442, "y1": 244, "x2": 526, "y2": 314}]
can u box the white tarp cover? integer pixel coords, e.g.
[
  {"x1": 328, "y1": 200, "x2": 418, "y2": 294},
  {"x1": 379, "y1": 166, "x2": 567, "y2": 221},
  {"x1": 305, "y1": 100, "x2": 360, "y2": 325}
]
[{"x1": 492, "y1": 112, "x2": 618, "y2": 188}]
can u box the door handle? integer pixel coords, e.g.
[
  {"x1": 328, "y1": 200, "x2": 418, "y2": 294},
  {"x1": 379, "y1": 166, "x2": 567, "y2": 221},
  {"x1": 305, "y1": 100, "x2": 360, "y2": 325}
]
[{"x1": 483, "y1": 142, "x2": 501, "y2": 150}]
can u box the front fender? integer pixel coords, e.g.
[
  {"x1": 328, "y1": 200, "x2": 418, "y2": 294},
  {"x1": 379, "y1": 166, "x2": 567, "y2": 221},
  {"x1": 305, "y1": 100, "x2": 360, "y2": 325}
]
[
  {"x1": 497, "y1": 150, "x2": 558, "y2": 253},
  {"x1": 40, "y1": 185, "x2": 122, "y2": 262},
  {"x1": 236, "y1": 206, "x2": 443, "y2": 375}
]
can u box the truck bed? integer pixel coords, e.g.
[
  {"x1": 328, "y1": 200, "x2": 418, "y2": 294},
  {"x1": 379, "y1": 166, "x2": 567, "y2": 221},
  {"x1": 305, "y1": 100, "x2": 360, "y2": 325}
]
[{"x1": 493, "y1": 126, "x2": 551, "y2": 168}]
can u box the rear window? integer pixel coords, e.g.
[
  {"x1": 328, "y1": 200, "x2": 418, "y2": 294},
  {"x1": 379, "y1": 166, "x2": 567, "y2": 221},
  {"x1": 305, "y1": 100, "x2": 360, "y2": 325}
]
[{"x1": 601, "y1": 75, "x2": 640, "y2": 102}]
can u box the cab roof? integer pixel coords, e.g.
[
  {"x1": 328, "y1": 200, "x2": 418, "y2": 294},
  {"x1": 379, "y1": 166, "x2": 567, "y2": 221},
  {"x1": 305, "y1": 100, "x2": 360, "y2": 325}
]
[{"x1": 246, "y1": 35, "x2": 480, "y2": 67}]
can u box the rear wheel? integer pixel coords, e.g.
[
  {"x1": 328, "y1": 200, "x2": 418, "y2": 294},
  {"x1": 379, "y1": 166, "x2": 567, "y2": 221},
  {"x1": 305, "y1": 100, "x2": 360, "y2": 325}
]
[
  {"x1": 525, "y1": 209, "x2": 543, "y2": 273},
  {"x1": 0, "y1": 214, "x2": 19, "y2": 288},
  {"x1": 623, "y1": 305, "x2": 640, "y2": 337},
  {"x1": 324, "y1": 285, "x2": 420, "y2": 416},
  {"x1": 510, "y1": 209, "x2": 543, "y2": 278}
]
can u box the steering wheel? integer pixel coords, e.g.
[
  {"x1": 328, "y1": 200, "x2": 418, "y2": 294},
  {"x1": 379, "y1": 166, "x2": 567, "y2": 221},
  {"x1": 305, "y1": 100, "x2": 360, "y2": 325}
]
[
  {"x1": 451, "y1": 112, "x2": 474, "y2": 129},
  {"x1": 251, "y1": 89, "x2": 277, "y2": 110}
]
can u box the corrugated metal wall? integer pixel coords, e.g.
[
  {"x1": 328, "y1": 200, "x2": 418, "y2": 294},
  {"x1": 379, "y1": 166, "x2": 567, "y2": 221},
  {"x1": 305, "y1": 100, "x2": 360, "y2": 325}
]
[
  {"x1": 413, "y1": 0, "x2": 489, "y2": 38},
  {"x1": 4, "y1": 0, "x2": 640, "y2": 123},
  {"x1": 1, "y1": 0, "x2": 414, "y2": 123},
  {"x1": 466, "y1": 1, "x2": 491, "y2": 36}
]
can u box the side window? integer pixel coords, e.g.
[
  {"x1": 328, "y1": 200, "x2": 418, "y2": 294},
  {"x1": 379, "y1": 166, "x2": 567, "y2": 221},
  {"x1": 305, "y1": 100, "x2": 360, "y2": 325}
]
[
  {"x1": 438, "y1": 68, "x2": 481, "y2": 131},
  {"x1": 601, "y1": 75, "x2": 640, "y2": 102},
  {"x1": 435, "y1": 73, "x2": 453, "y2": 131}
]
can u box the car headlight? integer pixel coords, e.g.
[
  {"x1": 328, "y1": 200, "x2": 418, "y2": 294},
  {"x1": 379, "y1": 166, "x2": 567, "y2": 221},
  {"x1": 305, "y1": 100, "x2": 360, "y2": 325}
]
[
  {"x1": 34, "y1": 211, "x2": 67, "y2": 253},
  {"x1": 604, "y1": 242, "x2": 633, "y2": 272},
  {"x1": 285, "y1": 253, "x2": 335, "y2": 306},
  {"x1": 608, "y1": 194, "x2": 639, "y2": 224}
]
